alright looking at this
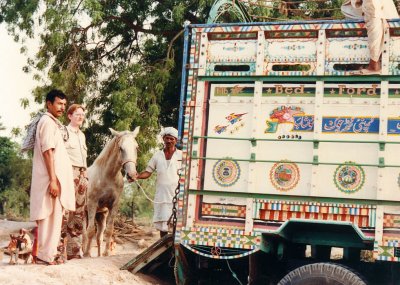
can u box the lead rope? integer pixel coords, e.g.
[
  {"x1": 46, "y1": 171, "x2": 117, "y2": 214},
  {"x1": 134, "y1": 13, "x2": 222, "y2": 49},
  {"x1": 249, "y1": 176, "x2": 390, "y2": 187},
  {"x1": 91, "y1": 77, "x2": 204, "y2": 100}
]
[{"x1": 134, "y1": 180, "x2": 165, "y2": 204}]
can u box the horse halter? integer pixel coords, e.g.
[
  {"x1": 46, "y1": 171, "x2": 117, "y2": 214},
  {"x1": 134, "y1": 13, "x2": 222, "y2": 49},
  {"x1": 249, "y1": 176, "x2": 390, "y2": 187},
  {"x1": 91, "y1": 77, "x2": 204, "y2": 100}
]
[
  {"x1": 115, "y1": 134, "x2": 138, "y2": 168},
  {"x1": 122, "y1": 159, "x2": 136, "y2": 168}
]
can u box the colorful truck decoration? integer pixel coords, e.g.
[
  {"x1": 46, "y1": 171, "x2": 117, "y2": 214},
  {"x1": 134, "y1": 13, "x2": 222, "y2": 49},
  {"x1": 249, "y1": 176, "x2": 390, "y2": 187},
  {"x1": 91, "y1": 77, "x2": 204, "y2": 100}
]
[{"x1": 174, "y1": 19, "x2": 400, "y2": 284}]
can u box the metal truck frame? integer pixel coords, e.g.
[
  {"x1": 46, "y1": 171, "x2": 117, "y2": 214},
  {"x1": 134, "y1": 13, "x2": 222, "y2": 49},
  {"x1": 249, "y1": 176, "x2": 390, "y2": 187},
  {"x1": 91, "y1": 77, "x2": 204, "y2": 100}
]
[{"x1": 174, "y1": 18, "x2": 400, "y2": 285}]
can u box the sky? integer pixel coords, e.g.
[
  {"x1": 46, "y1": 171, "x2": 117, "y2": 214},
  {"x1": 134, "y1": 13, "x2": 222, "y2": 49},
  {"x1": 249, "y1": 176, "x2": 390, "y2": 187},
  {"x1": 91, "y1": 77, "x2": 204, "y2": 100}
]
[{"x1": 0, "y1": 24, "x2": 40, "y2": 138}]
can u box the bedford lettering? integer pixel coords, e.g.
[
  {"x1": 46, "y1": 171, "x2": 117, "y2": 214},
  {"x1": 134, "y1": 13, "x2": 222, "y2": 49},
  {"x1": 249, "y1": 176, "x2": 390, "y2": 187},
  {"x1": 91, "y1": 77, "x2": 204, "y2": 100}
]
[
  {"x1": 338, "y1": 84, "x2": 378, "y2": 96},
  {"x1": 275, "y1": 85, "x2": 304, "y2": 94}
]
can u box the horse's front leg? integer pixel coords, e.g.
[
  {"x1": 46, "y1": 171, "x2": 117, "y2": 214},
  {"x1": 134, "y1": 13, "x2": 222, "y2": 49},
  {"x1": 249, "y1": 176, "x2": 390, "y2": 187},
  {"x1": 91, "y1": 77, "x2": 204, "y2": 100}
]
[
  {"x1": 95, "y1": 209, "x2": 108, "y2": 257},
  {"x1": 102, "y1": 206, "x2": 117, "y2": 256},
  {"x1": 83, "y1": 204, "x2": 97, "y2": 257}
]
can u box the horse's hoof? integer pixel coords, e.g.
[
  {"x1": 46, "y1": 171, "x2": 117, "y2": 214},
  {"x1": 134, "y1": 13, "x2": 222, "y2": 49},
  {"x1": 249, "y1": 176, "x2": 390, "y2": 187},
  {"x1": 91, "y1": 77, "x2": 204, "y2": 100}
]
[
  {"x1": 83, "y1": 253, "x2": 91, "y2": 258},
  {"x1": 103, "y1": 251, "x2": 109, "y2": 257}
]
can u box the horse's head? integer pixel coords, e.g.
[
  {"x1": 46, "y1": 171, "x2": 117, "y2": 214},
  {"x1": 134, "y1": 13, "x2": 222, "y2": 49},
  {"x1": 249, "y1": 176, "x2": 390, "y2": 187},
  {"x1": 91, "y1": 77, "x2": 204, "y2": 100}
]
[{"x1": 110, "y1": 127, "x2": 140, "y2": 182}]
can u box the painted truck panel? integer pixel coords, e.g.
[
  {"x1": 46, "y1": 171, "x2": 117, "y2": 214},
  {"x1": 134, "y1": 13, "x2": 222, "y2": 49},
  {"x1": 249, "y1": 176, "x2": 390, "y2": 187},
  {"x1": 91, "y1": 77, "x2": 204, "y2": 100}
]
[{"x1": 176, "y1": 20, "x2": 400, "y2": 262}]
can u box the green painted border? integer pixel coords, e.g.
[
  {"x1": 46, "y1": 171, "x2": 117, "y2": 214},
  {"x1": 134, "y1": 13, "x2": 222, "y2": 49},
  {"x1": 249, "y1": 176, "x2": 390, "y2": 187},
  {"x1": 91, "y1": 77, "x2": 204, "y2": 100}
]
[
  {"x1": 193, "y1": 155, "x2": 400, "y2": 168},
  {"x1": 193, "y1": 135, "x2": 400, "y2": 145},
  {"x1": 187, "y1": 189, "x2": 400, "y2": 206},
  {"x1": 214, "y1": 86, "x2": 255, "y2": 97}
]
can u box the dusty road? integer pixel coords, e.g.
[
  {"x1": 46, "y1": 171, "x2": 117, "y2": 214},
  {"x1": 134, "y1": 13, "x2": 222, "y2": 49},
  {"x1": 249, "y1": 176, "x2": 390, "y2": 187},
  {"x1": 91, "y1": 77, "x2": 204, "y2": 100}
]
[{"x1": 0, "y1": 219, "x2": 172, "y2": 285}]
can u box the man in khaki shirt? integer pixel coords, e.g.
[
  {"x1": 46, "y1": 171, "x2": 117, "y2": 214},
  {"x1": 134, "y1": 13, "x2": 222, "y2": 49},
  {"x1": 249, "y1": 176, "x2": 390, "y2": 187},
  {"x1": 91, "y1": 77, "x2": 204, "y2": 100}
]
[{"x1": 30, "y1": 89, "x2": 75, "y2": 265}]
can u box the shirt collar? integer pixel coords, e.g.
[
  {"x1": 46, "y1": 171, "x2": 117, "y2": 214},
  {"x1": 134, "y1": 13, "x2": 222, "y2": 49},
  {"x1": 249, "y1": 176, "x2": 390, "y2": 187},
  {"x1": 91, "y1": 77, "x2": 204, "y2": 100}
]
[{"x1": 67, "y1": 125, "x2": 80, "y2": 133}]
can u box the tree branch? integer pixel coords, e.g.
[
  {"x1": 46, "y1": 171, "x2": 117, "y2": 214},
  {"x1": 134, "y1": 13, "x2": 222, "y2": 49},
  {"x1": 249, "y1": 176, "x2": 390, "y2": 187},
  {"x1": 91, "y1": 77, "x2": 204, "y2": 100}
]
[{"x1": 106, "y1": 15, "x2": 179, "y2": 37}]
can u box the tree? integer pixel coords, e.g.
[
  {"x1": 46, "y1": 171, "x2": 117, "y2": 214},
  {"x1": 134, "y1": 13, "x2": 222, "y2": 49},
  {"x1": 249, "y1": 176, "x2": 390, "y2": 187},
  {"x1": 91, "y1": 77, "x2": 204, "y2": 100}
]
[
  {"x1": 0, "y1": 0, "x2": 215, "y2": 167},
  {"x1": 0, "y1": 137, "x2": 16, "y2": 191},
  {"x1": 0, "y1": 136, "x2": 31, "y2": 217}
]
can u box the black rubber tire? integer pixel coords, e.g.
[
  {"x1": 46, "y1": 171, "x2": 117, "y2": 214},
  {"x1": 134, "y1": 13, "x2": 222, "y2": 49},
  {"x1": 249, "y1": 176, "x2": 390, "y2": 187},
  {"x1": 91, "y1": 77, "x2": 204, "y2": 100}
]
[{"x1": 277, "y1": 262, "x2": 367, "y2": 285}]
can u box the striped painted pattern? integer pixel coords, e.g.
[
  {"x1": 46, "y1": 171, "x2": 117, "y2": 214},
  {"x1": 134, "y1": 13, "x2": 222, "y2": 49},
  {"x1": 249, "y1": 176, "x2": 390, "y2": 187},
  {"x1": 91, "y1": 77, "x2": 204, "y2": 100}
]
[
  {"x1": 179, "y1": 226, "x2": 261, "y2": 255},
  {"x1": 253, "y1": 200, "x2": 376, "y2": 228}
]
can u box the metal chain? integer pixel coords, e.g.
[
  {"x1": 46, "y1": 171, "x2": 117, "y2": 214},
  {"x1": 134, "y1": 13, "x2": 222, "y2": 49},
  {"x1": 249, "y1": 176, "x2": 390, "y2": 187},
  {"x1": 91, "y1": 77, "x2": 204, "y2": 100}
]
[{"x1": 171, "y1": 175, "x2": 181, "y2": 237}]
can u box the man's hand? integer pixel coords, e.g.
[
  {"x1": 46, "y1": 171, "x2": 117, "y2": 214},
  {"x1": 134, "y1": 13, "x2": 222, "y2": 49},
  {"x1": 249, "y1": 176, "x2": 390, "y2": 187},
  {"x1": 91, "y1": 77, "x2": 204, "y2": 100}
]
[
  {"x1": 48, "y1": 179, "x2": 60, "y2": 198},
  {"x1": 134, "y1": 171, "x2": 152, "y2": 181}
]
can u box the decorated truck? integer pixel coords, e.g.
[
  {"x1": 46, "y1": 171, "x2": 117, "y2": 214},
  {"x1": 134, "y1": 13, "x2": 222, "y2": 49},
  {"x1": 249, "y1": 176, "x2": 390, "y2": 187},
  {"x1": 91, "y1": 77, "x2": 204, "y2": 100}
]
[{"x1": 172, "y1": 18, "x2": 400, "y2": 285}]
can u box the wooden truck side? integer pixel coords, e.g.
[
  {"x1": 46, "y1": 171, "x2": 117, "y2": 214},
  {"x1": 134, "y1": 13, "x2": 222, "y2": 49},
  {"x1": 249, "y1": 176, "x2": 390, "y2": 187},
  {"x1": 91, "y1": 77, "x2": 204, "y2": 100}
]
[{"x1": 174, "y1": 19, "x2": 400, "y2": 285}]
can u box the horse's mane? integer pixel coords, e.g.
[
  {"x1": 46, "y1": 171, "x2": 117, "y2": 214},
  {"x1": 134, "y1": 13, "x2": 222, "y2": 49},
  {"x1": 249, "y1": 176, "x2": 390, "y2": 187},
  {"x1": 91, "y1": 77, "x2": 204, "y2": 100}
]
[{"x1": 94, "y1": 136, "x2": 120, "y2": 168}]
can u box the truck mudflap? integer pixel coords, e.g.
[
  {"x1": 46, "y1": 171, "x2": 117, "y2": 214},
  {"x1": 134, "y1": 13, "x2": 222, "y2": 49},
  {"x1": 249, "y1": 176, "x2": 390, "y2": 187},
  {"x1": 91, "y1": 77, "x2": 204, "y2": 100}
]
[{"x1": 262, "y1": 219, "x2": 375, "y2": 249}]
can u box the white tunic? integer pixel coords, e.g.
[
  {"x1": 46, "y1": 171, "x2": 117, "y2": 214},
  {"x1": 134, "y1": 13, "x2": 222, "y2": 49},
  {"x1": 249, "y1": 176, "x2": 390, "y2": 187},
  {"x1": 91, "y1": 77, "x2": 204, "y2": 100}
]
[
  {"x1": 146, "y1": 149, "x2": 182, "y2": 223},
  {"x1": 341, "y1": 0, "x2": 399, "y2": 61},
  {"x1": 30, "y1": 113, "x2": 75, "y2": 221},
  {"x1": 341, "y1": 0, "x2": 399, "y2": 20}
]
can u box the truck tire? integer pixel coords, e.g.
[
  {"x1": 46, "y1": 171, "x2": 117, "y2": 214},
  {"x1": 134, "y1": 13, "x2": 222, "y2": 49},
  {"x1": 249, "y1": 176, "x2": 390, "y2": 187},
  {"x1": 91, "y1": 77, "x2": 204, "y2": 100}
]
[{"x1": 277, "y1": 263, "x2": 367, "y2": 285}]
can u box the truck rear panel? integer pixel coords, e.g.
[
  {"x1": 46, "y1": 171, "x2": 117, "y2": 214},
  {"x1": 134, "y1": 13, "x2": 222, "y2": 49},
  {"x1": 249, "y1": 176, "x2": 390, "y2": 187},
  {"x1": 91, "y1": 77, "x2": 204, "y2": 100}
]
[{"x1": 176, "y1": 20, "x2": 400, "y2": 262}]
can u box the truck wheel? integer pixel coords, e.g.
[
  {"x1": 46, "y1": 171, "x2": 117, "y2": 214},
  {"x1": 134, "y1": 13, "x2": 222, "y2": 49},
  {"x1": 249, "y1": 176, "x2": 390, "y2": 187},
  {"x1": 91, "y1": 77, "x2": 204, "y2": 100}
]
[{"x1": 278, "y1": 262, "x2": 366, "y2": 285}]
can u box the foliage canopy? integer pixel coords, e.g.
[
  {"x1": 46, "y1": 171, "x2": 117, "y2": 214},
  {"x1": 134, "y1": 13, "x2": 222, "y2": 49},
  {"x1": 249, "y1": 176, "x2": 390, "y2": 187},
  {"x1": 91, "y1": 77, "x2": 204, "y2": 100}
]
[
  {"x1": 0, "y1": 0, "x2": 215, "y2": 166},
  {"x1": 0, "y1": 136, "x2": 31, "y2": 217}
]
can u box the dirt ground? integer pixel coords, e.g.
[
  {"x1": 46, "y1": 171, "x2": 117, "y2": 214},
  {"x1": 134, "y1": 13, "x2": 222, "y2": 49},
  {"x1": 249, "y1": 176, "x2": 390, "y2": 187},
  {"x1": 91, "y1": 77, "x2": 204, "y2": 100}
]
[{"x1": 0, "y1": 219, "x2": 171, "y2": 285}]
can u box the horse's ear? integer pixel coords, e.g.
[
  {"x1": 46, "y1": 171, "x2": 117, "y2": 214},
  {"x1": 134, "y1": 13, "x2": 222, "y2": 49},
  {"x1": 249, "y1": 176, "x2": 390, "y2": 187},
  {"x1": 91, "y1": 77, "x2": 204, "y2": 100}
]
[
  {"x1": 132, "y1": 126, "x2": 140, "y2": 137},
  {"x1": 109, "y1": 128, "x2": 119, "y2": 137}
]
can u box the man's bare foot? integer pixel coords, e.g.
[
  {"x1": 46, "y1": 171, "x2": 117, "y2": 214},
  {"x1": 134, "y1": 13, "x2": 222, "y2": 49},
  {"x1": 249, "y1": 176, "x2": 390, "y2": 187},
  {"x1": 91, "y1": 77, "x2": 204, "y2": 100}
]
[{"x1": 368, "y1": 59, "x2": 380, "y2": 72}]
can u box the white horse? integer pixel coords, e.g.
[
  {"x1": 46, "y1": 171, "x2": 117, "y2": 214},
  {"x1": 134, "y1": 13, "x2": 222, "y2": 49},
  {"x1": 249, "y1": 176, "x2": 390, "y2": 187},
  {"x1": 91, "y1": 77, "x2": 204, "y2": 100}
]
[{"x1": 83, "y1": 127, "x2": 139, "y2": 257}]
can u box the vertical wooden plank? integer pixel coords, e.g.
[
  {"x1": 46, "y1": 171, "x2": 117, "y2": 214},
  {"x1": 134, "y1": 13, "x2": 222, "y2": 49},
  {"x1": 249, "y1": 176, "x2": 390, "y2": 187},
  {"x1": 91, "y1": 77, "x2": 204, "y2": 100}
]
[{"x1": 317, "y1": 29, "x2": 326, "y2": 76}]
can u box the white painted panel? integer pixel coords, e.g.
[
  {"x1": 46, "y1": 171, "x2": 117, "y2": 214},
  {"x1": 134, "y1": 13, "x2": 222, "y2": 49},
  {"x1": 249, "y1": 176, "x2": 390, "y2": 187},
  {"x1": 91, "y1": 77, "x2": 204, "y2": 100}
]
[
  {"x1": 258, "y1": 102, "x2": 315, "y2": 141},
  {"x1": 210, "y1": 84, "x2": 255, "y2": 104},
  {"x1": 378, "y1": 168, "x2": 400, "y2": 201},
  {"x1": 206, "y1": 103, "x2": 253, "y2": 139},
  {"x1": 326, "y1": 37, "x2": 369, "y2": 61},
  {"x1": 253, "y1": 162, "x2": 312, "y2": 196},
  {"x1": 315, "y1": 165, "x2": 377, "y2": 200},
  {"x1": 319, "y1": 103, "x2": 381, "y2": 142},
  {"x1": 265, "y1": 38, "x2": 317, "y2": 62},
  {"x1": 208, "y1": 40, "x2": 257, "y2": 62},
  {"x1": 385, "y1": 144, "x2": 400, "y2": 165},
  {"x1": 202, "y1": 96, "x2": 253, "y2": 203},
  {"x1": 319, "y1": 142, "x2": 378, "y2": 165}
]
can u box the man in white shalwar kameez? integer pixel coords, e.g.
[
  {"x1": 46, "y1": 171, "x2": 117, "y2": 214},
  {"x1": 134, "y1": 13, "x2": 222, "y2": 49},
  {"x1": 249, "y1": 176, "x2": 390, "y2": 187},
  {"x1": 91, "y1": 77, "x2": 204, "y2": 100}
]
[
  {"x1": 30, "y1": 89, "x2": 75, "y2": 264},
  {"x1": 341, "y1": 0, "x2": 399, "y2": 74},
  {"x1": 135, "y1": 127, "x2": 182, "y2": 237}
]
